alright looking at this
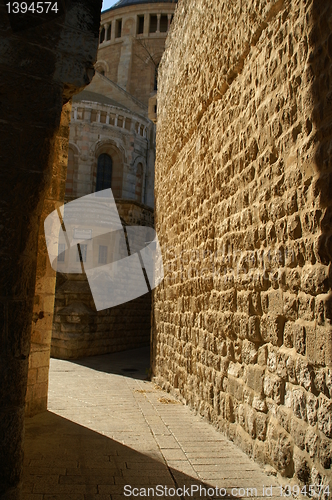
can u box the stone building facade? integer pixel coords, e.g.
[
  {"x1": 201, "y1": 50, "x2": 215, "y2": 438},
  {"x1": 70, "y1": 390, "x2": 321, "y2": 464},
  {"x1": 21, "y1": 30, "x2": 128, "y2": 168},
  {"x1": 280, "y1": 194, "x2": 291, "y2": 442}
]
[
  {"x1": 154, "y1": 0, "x2": 332, "y2": 490},
  {"x1": 51, "y1": 0, "x2": 177, "y2": 359}
]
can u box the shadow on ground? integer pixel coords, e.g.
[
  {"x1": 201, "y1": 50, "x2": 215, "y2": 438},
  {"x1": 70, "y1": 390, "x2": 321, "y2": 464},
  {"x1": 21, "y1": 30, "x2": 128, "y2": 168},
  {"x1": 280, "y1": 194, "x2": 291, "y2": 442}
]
[
  {"x1": 24, "y1": 411, "x2": 239, "y2": 500},
  {"x1": 66, "y1": 346, "x2": 151, "y2": 380}
]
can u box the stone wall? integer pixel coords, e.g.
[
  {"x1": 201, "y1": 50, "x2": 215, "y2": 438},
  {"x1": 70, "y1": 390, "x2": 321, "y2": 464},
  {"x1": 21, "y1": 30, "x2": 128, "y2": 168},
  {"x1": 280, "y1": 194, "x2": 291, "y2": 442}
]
[
  {"x1": 25, "y1": 102, "x2": 71, "y2": 418},
  {"x1": 0, "y1": 1, "x2": 101, "y2": 497},
  {"x1": 51, "y1": 200, "x2": 154, "y2": 359},
  {"x1": 154, "y1": 0, "x2": 332, "y2": 489}
]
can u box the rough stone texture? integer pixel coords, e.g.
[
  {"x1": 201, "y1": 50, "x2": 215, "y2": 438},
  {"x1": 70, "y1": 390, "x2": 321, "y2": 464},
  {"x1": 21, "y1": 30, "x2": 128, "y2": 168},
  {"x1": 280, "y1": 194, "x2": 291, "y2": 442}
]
[
  {"x1": 25, "y1": 103, "x2": 71, "y2": 418},
  {"x1": 0, "y1": 1, "x2": 101, "y2": 497},
  {"x1": 51, "y1": 201, "x2": 154, "y2": 359},
  {"x1": 153, "y1": 0, "x2": 332, "y2": 490}
]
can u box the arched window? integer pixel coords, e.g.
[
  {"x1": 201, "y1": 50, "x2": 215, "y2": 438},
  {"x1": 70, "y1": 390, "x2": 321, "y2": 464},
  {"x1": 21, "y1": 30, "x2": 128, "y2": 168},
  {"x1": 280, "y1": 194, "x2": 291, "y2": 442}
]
[
  {"x1": 135, "y1": 163, "x2": 143, "y2": 202},
  {"x1": 96, "y1": 154, "x2": 112, "y2": 193}
]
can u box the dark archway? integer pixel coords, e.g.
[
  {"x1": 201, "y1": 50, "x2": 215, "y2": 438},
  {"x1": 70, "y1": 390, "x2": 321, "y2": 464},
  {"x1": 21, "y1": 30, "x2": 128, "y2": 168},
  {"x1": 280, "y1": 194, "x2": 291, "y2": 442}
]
[{"x1": 96, "y1": 153, "x2": 113, "y2": 192}]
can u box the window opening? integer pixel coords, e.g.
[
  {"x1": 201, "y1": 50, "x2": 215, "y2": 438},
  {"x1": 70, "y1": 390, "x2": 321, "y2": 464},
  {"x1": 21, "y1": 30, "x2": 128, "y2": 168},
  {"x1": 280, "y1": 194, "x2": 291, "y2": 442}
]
[
  {"x1": 116, "y1": 19, "x2": 122, "y2": 38},
  {"x1": 149, "y1": 15, "x2": 157, "y2": 33},
  {"x1": 96, "y1": 153, "x2": 112, "y2": 192},
  {"x1": 160, "y1": 15, "x2": 168, "y2": 32},
  {"x1": 99, "y1": 27, "x2": 105, "y2": 43},
  {"x1": 137, "y1": 15, "x2": 144, "y2": 34}
]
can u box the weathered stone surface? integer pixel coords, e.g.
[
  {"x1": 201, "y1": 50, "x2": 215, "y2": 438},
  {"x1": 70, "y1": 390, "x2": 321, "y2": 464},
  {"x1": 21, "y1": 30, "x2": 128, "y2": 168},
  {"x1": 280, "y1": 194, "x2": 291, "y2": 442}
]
[
  {"x1": 318, "y1": 396, "x2": 332, "y2": 439},
  {"x1": 301, "y1": 265, "x2": 329, "y2": 296},
  {"x1": 264, "y1": 373, "x2": 284, "y2": 405},
  {"x1": 266, "y1": 422, "x2": 293, "y2": 477},
  {"x1": 306, "y1": 392, "x2": 318, "y2": 427},
  {"x1": 292, "y1": 388, "x2": 307, "y2": 421},
  {"x1": 290, "y1": 416, "x2": 306, "y2": 451},
  {"x1": 261, "y1": 314, "x2": 285, "y2": 347},
  {"x1": 153, "y1": 0, "x2": 332, "y2": 489},
  {"x1": 320, "y1": 437, "x2": 332, "y2": 470},
  {"x1": 25, "y1": 102, "x2": 71, "y2": 418},
  {"x1": 0, "y1": 0, "x2": 102, "y2": 496},
  {"x1": 246, "y1": 365, "x2": 265, "y2": 395},
  {"x1": 294, "y1": 324, "x2": 306, "y2": 356},
  {"x1": 293, "y1": 450, "x2": 311, "y2": 485}
]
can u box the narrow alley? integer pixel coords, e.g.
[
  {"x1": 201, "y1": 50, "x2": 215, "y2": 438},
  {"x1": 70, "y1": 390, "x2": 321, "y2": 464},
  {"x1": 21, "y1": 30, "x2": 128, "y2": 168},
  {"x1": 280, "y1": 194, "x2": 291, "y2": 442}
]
[{"x1": 23, "y1": 347, "x2": 281, "y2": 499}]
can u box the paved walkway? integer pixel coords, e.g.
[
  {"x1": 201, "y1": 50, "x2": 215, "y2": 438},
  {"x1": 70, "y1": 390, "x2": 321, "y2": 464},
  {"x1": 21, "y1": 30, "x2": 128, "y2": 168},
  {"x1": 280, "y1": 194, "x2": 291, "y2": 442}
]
[{"x1": 23, "y1": 347, "x2": 281, "y2": 499}]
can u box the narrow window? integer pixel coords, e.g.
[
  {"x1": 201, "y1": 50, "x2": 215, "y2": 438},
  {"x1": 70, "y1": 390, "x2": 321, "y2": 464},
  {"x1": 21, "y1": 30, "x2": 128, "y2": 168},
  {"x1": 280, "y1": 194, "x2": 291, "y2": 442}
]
[
  {"x1": 149, "y1": 15, "x2": 157, "y2": 33},
  {"x1": 106, "y1": 24, "x2": 111, "y2": 40},
  {"x1": 98, "y1": 245, "x2": 108, "y2": 265},
  {"x1": 116, "y1": 19, "x2": 122, "y2": 38},
  {"x1": 96, "y1": 153, "x2": 112, "y2": 193},
  {"x1": 57, "y1": 243, "x2": 66, "y2": 262},
  {"x1": 160, "y1": 14, "x2": 168, "y2": 32},
  {"x1": 99, "y1": 27, "x2": 105, "y2": 43},
  {"x1": 137, "y1": 15, "x2": 144, "y2": 34}
]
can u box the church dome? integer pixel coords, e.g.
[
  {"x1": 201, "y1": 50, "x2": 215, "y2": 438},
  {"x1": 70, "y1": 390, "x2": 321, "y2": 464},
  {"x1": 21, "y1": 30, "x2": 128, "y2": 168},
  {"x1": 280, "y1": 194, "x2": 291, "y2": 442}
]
[{"x1": 105, "y1": 0, "x2": 177, "y2": 11}]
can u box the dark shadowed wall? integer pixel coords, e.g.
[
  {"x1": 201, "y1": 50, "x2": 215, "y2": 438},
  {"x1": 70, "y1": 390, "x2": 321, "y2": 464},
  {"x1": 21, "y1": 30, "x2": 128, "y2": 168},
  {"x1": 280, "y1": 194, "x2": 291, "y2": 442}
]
[{"x1": 0, "y1": 1, "x2": 101, "y2": 497}]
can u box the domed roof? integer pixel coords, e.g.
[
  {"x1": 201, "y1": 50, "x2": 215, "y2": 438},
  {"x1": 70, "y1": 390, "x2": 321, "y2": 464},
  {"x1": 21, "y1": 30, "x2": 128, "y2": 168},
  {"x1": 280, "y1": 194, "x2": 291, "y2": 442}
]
[{"x1": 105, "y1": 0, "x2": 177, "y2": 12}]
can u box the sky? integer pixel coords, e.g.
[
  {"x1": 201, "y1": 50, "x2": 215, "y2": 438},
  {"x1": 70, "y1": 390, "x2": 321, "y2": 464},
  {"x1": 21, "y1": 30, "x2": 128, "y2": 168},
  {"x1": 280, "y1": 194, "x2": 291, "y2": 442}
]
[{"x1": 102, "y1": 0, "x2": 119, "y2": 11}]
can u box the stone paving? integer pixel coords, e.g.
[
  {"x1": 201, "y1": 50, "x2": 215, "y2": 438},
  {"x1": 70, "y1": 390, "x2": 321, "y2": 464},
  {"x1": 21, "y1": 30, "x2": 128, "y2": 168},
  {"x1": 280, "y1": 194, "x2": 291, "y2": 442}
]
[{"x1": 23, "y1": 347, "x2": 282, "y2": 499}]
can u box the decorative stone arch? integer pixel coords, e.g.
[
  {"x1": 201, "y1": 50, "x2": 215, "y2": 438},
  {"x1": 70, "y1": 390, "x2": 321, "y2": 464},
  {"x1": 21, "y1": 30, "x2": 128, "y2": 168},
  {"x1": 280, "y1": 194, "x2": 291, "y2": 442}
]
[
  {"x1": 68, "y1": 141, "x2": 81, "y2": 157},
  {"x1": 95, "y1": 59, "x2": 109, "y2": 76},
  {"x1": 65, "y1": 142, "x2": 80, "y2": 199},
  {"x1": 92, "y1": 140, "x2": 125, "y2": 198},
  {"x1": 132, "y1": 155, "x2": 147, "y2": 204}
]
